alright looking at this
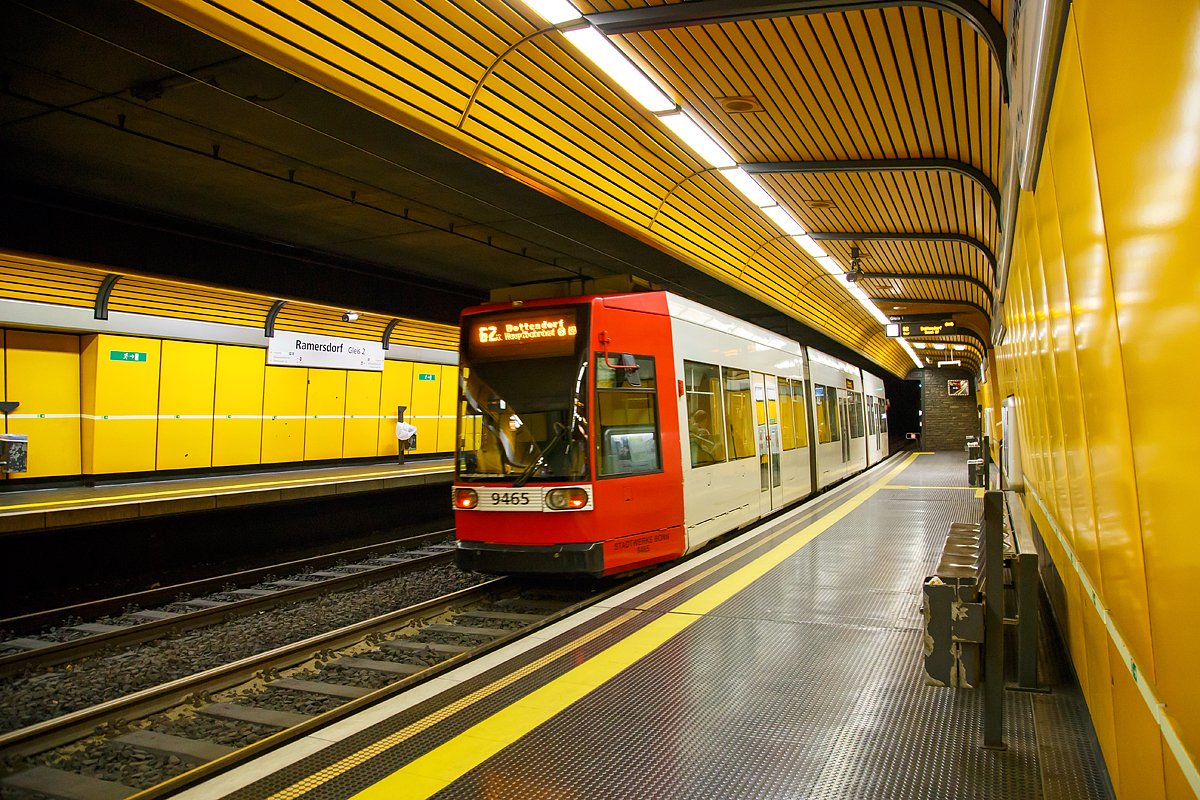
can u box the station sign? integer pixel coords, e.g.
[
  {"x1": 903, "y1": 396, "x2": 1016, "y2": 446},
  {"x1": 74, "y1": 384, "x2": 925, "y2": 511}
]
[
  {"x1": 885, "y1": 319, "x2": 955, "y2": 338},
  {"x1": 267, "y1": 330, "x2": 385, "y2": 371},
  {"x1": 466, "y1": 308, "x2": 578, "y2": 360}
]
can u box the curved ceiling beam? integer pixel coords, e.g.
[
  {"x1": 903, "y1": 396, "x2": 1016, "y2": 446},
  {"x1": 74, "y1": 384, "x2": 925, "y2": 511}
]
[
  {"x1": 741, "y1": 158, "x2": 1002, "y2": 221},
  {"x1": 810, "y1": 231, "x2": 996, "y2": 283},
  {"x1": 908, "y1": 328, "x2": 988, "y2": 353},
  {"x1": 584, "y1": 0, "x2": 1008, "y2": 100},
  {"x1": 870, "y1": 295, "x2": 990, "y2": 322},
  {"x1": 857, "y1": 271, "x2": 993, "y2": 306}
]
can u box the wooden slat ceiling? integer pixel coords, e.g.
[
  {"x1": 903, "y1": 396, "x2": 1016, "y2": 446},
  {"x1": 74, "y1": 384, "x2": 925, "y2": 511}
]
[
  {"x1": 143, "y1": 0, "x2": 1008, "y2": 377},
  {"x1": 909, "y1": 331, "x2": 986, "y2": 371}
]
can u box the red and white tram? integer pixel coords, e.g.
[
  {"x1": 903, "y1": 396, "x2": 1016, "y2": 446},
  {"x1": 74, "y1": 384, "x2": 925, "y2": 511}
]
[{"x1": 452, "y1": 290, "x2": 888, "y2": 577}]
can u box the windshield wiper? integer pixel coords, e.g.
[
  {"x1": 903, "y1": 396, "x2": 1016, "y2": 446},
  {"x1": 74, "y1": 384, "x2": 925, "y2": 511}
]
[{"x1": 512, "y1": 422, "x2": 569, "y2": 488}]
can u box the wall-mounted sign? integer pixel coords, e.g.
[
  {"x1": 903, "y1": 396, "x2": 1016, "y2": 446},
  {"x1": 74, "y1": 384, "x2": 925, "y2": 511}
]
[
  {"x1": 948, "y1": 379, "x2": 970, "y2": 396},
  {"x1": 466, "y1": 309, "x2": 578, "y2": 360},
  {"x1": 110, "y1": 351, "x2": 147, "y2": 362},
  {"x1": 886, "y1": 320, "x2": 956, "y2": 337},
  {"x1": 267, "y1": 330, "x2": 385, "y2": 371}
]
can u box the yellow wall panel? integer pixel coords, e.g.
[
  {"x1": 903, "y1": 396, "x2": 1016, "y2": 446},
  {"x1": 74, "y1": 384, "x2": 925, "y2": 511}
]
[
  {"x1": 343, "y1": 370, "x2": 382, "y2": 458},
  {"x1": 408, "y1": 363, "x2": 441, "y2": 455},
  {"x1": 5, "y1": 330, "x2": 82, "y2": 478},
  {"x1": 156, "y1": 339, "x2": 216, "y2": 471},
  {"x1": 213, "y1": 345, "x2": 266, "y2": 467},
  {"x1": 378, "y1": 360, "x2": 414, "y2": 456},
  {"x1": 80, "y1": 333, "x2": 160, "y2": 474},
  {"x1": 261, "y1": 366, "x2": 307, "y2": 463},
  {"x1": 304, "y1": 369, "x2": 346, "y2": 461},
  {"x1": 1074, "y1": 0, "x2": 1200, "y2": 772},
  {"x1": 1109, "y1": 638, "x2": 1166, "y2": 800},
  {"x1": 1047, "y1": 18, "x2": 1155, "y2": 676},
  {"x1": 436, "y1": 364, "x2": 458, "y2": 453}
]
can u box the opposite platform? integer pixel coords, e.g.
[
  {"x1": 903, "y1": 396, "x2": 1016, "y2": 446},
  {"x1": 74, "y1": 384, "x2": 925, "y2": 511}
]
[
  {"x1": 0, "y1": 458, "x2": 453, "y2": 533},
  {"x1": 173, "y1": 452, "x2": 1113, "y2": 800}
]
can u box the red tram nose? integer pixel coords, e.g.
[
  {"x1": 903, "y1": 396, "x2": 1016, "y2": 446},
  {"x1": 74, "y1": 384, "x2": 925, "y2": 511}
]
[{"x1": 454, "y1": 488, "x2": 478, "y2": 509}]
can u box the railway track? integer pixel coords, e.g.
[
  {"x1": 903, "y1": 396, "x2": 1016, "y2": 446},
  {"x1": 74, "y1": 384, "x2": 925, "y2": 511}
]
[
  {"x1": 0, "y1": 575, "x2": 619, "y2": 800},
  {"x1": 0, "y1": 530, "x2": 458, "y2": 678}
]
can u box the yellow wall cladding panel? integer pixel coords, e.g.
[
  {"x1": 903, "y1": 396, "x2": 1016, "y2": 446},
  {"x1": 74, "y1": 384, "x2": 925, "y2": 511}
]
[
  {"x1": 409, "y1": 364, "x2": 441, "y2": 455},
  {"x1": 261, "y1": 366, "x2": 308, "y2": 463},
  {"x1": 436, "y1": 364, "x2": 459, "y2": 453},
  {"x1": 213, "y1": 345, "x2": 266, "y2": 467},
  {"x1": 378, "y1": 359, "x2": 414, "y2": 457},
  {"x1": 156, "y1": 340, "x2": 217, "y2": 471},
  {"x1": 1047, "y1": 17, "x2": 1156, "y2": 679},
  {"x1": 0, "y1": 254, "x2": 105, "y2": 308},
  {"x1": 5, "y1": 331, "x2": 82, "y2": 478},
  {"x1": 1075, "y1": 0, "x2": 1200, "y2": 779},
  {"x1": 344, "y1": 370, "x2": 382, "y2": 458},
  {"x1": 304, "y1": 368, "x2": 347, "y2": 461},
  {"x1": 80, "y1": 334, "x2": 161, "y2": 474}
]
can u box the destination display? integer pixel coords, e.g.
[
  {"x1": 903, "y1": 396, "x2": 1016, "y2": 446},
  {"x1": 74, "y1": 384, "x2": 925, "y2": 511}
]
[
  {"x1": 885, "y1": 319, "x2": 955, "y2": 338},
  {"x1": 466, "y1": 309, "x2": 578, "y2": 360}
]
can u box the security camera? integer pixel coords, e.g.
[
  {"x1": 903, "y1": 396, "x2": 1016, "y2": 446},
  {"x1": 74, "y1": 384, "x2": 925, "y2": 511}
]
[
  {"x1": 342, "y1": 311, "x2": 359, "y2": 322},
  {"x1": 845, "y1": 268, "x2": 861, "y2": 283}
]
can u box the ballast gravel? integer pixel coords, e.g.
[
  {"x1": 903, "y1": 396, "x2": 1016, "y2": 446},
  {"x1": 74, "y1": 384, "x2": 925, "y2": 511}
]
[{"x1": 0, "y1": 564, "x2": 488, "y2": 735}]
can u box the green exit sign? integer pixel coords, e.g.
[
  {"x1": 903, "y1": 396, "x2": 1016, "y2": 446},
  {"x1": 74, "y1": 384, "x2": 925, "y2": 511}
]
[
  {"x1": 417, "y1": 373, "x2": 437, "y2": 381},
  {"x1": 110, "y1": 351, "x2": 147, "y2": 362}
]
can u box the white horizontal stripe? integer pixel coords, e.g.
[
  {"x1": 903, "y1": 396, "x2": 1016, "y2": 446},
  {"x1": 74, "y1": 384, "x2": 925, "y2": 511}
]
[
  {"x1": 1028, "y1": 487, "x2": 1200, "y2": 797},
  {"x1": 6, "y1": 413, "x2": 81, "y2": 419}
]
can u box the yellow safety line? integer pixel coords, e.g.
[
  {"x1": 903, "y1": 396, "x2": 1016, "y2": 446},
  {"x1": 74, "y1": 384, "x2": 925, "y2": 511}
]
[
  {"x1": 0, "y1": 467, "x2": 449, "y2": 513},
  {"x1": 349, "y1": 452, "x2": 923, "y2": 799},
  {"x1": 885, "y1": 485, "x2": 978, "y2": 490}
]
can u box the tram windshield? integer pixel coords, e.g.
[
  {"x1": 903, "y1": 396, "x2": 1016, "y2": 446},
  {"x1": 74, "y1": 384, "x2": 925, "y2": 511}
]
[{"x1": 456, "y1": 307, "x2": 590, "y2": 484}]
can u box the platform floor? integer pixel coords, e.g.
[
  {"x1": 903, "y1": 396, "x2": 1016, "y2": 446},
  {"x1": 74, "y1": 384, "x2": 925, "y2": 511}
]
[
  {"x1": 0, "y1": 457, "x2": 453, "y2": 532},
  {"x1": 176, "y1": 452, "x2": 1112, "y2": 800}
]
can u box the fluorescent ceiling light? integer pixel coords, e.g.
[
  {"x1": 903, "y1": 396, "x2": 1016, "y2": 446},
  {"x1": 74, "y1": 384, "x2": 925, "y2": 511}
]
[
  {"x1": 793, "y1": 235, "x2": 827, "y2": 259},
  {"x1": 719, "y1": 167, "x2": 775, "y2": 207},
  {"x1": 933, "y1": 343, "x2": 946, "y2": 350},
  {"x1": 562, "y1": 27, "x2": 674, "y2": 113},
  {"x1": 815, "y1": 256, "x2": 842, "y2": 275},
  {"x1": 521, "y1": 0, "x2": 582, "y2": 24},
  {"x1": 912, "y1": 342, "x2": 926, "y2": 349},
  {"x1": 938, "y1": 360, "x2": 962, "y2": 367},
  {"x1": 761, "y1": 204, "x2": 805, "y2": 236},
  {"x1": 657, "y1": 112, "x2": 736, "y2": 167},
  {"x1": 953, "y1": 344, "x2": 967, "y2": 351}
]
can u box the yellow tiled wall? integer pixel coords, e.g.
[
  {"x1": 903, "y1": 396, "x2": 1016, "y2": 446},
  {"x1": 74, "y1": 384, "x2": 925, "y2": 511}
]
[
  {"x1": 1, "y1": 329, "x2": 455, "y2": 478},
  {"x1": 991, "y1": 4, "x2": 1200, "y2": 797}
]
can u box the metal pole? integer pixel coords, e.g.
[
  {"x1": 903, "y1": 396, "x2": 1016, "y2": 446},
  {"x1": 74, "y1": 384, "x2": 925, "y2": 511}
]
[{"x1": 983, "y1": 489, "x2": 1006, "y2": 749}]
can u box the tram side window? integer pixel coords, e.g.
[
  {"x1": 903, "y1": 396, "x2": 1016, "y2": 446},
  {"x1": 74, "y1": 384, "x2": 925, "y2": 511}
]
[
  {"x1": 684, "y1": 360, "x2": 726, "y2": 467},
  {"x1": 850, "y1": 391, "x2": 865, "y2": 439},
  {"x1": 794, "y1": 380, "x2": 809, "y2": 448},
  {"x1": 814, "y1": 385, "x2": 830, "y2": 444},
  {"x1": 778, "y1": 378, "x2": 796, "y2": 451},
  {"x1": 722, "y1": 367, "x2": 756, "y2": 459},
  {"x1": 827, "y1": 386, "x2": 841, "y2": 442},
  {"x1": 881, "y1": 403, "x2": 888, "y2": 433},
  {"x1": 596, "y1": 354, "x2": 660, "y2": 477},
  {"x1": 867, "y1": 396, "x2": 876, "y2": 436}
]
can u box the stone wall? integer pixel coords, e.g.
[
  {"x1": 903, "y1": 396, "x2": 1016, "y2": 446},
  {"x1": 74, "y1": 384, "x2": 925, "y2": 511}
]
[{"x1": 920, "y1": 367, "x2": 980, "y2": 451}]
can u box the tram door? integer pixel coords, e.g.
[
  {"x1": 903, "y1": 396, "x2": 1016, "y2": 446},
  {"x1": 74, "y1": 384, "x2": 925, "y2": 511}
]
[
  {"x1": 838, "y1": 390, "x2": 851, "y2": 463},
  {"x1": 751, "y1": 373, "x2": 783, "y2": 513}
]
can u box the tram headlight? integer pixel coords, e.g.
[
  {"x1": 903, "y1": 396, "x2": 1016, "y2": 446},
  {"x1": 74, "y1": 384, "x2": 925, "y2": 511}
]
[
  {"x1": 454, "y1": 488, "x2": 478, "y2": 509},
  {"x1": 546, "y1": 487, "x2": 588, "y2": 510}
]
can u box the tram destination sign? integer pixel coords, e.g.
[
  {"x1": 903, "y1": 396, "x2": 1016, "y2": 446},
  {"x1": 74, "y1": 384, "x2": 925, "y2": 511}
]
[
  {"x1": 467, "y1": 309, "x2": 578, "y2": 360},
  {"x1": 267, "y1": 330, "x2": 385, "y2": 371}
]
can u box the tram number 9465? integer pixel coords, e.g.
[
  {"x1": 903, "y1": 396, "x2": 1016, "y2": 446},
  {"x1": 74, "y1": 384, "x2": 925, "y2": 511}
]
[{"x1": 491, "y1": 492, "x2": 531, "y2": 506}]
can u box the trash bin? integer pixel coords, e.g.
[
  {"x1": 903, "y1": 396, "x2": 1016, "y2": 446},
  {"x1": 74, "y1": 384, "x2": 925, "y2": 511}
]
[{"x1": 0, "y1": 433, "x2": 28, "y2": 474}]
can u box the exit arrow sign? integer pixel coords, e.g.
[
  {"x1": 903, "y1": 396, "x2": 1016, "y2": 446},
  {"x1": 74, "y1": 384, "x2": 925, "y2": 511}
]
[{"x1": 110, "y1": 351, "x2": 147, "y2": 362}]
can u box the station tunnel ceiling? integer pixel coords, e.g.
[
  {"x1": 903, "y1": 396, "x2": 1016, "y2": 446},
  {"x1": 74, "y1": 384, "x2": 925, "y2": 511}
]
[{"x1": 0, "y1": 0, "x2": 1007, "y2": 377}]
